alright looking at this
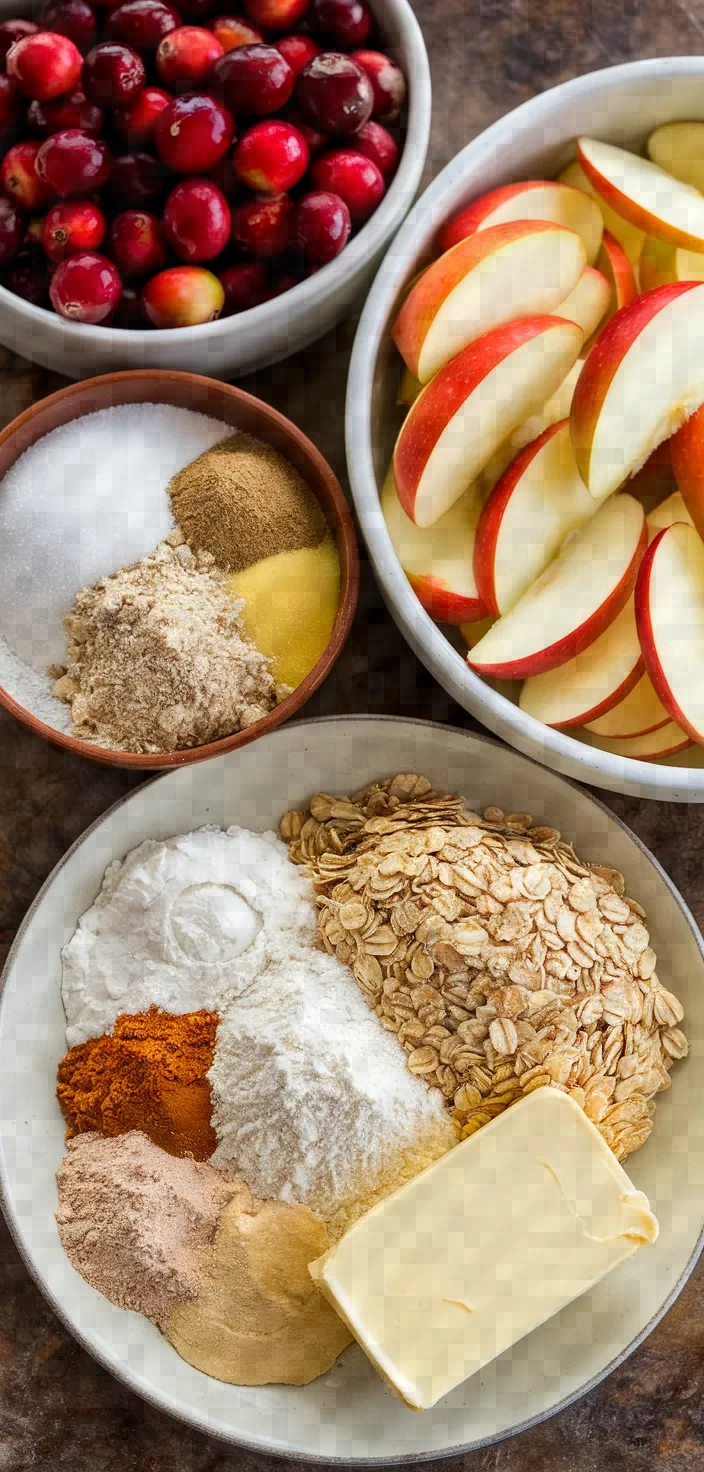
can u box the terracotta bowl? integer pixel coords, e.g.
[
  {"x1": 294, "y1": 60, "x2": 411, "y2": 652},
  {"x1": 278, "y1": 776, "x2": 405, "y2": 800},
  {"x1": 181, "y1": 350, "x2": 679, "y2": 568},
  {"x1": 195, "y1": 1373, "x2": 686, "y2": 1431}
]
[{"x1": 0, "y1": 369, "x2": 359, "y2": 770}]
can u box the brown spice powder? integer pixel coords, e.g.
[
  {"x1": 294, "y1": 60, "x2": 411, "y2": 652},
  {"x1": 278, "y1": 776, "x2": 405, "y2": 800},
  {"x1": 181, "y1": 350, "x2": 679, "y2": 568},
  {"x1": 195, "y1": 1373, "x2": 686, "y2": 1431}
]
[{"x1": 169, "y1": 432, "x2": 327, "y2": 572}]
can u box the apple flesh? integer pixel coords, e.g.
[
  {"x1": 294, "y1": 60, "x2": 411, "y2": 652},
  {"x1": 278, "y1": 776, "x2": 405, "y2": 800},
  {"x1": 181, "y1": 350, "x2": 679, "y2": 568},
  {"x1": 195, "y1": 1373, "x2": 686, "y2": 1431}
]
[
  {"x1": 584, "y1": 670, "x2": 669, "y2": 739},
  {"x1": 392, "y1": 220, "x2": 586, "y2": 384},
  {"x1": 460, "y1": 614, "x2": 495, "y2": 648},
  {"x1": 519, "y1": 597, "x2": 643, "y2": 728},
  {"x1": 636, "y1": 520, "x2": 704, "y2": 743},
  {"x1": 570, "y1": 280, "x2": 704, "y2": 502},
  {"x1": 477, "y1": 360, "x2": 582, "y2": 494},
  {"x1": 559, "y1": 158, "x2": 644, "y2": 269},
  {"x1": 380, "y1": 464, "x2": 486, "y2": 624},
  {"x1": 668, "y1": 402, "x2": 704, "y2": 541},
  {"x1": 473, "y1": 418, "x2": 596, "y2": 616},
  {"x1": 397, "y1": 364, "x2": 421, "y2": 406},
  {"x1": 596, "y1": 229, "x2": 637, "y2": 316},
  {"x1": 436, "y1": 179, "x2": 603, "y2": 264},
  {"x1": 394, "y1": 315, "x2": 583, "y2": 528},
  {"x1": 557, "y1": 265, "x2": 610, "y2": 340},
  {"x1": 577, "y1": 136, "x2": 704, "y2": 251},
  {"x1": 586, "y1": 720, "x2": 691, "y2": 762},
  {"x1": 639, "y1": 233, "x2": 704, "y2": 291},
  {"x1": 646, "y1": 488, "x2": 693, "y2": 534},
  {"x1": 647, "y1": 121, "x2": 704, "y2": 193},
  {"x1": 467, "y1": 492, "x2": 646, "y2": 680}
]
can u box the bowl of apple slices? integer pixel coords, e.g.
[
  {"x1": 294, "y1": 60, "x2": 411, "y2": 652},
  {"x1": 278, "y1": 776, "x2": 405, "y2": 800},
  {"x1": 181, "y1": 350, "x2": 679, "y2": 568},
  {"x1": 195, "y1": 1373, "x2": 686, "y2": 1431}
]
[{"x1": 346, "y1": 57, "x2": 704, "y2": 801}]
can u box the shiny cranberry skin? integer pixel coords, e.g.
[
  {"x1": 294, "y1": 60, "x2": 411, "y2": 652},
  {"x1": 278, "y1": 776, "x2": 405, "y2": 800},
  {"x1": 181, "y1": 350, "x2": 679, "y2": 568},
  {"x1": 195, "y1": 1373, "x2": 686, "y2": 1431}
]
[
  {"x1": 7, "y1": 252, "x2": 53, "y2": 302},
  {"x1": 1, "y1": 140, "x2": 52, "y2": 209},
  {"x1": 83, "y1": 41, "x2": 146, "y2": 105},
  {"x1": 234, "y1": 119, "x2": 307, "y2": 193},
  {"x1": 292, "y1": 188, "x2": 348, "y2": 263},
  {"x1": 40, "y1": 0, "x2": 97, "y2": 52},
  {"x1": 218, "y1": 256, "x2": 267, "y2": 313},
  {"x1": 242, "y1": 0, "x2": 309, "y2": 30},
  {"x1": 50, "y1": 249, "x2": 122, "y2": 320},
  {"x1": 42, "y1": 198, "x2": 105, "y2": 259},
  {"x1": 28, "y1": 86, "x2": 103, "y2": 135},
  {"x1": 312, "y1": 0, "x2": 370, "y2": 46},
  {"x1": 113, "y1": 84, "x2": 169, "y2": 140},
  {"x1": 163, "y1": 175, "x2": 229, "y2": 260},
  {"x1": 210, "y1": 14, "x2": 263, "y2": 51},
  {"x1": 110, "y1": 207, "x2": 166, "y2": 273},
  {"x1": 230, "y1": 190, "x2": 292, "y2": 255},
  {"x1": 8, "y1": 31, "x2": 83, "y2": 100},
  {"x1": 108, "y1": 0, "x2": 180, "y2": 52},
  {"x1": 0, "y1": 74, "x2": 20, "y2": 133},
  {"x1": 112, "y1": 280, "x2": 143, "y2": 324},
  {"x1": 296, "y1": 51, "x2": 372, "y2": 136},
  {"x1": 0, "y1": 20, "x2": 38, "y2": 69},
  {"x1": 37, "y1": 128, "x2": 111, "y2": 195},
  {"x1": 311, "y1": 145, "x2": 383, "y2": 219},
  {"x1": 142, "y1": 262, "x2": 223, "y2": 325},
  {"x1": 155, "y1": 91, "x2": 234, "y2": 172},
  {"x1": 354, "y1": 118, "x2": 397, "y2": 175},
  {"x1": 156, "y1": 25, "x2": 222, "y2": 89},
  {"x1": 213, "y1": 43, "x2": 293, "y2": 116},
  {"x1": 275, "y1": 33, "x2": 319, "y2": 75},
  {"x1": 0, "y1": 194, "x2": 24, "y2": 263},
  {"x1": 110, "y1": 149, "x2": 165, "y2": 203},
  {"x1": 350, "y1": 48, "x2": 405, "y2": 121}
]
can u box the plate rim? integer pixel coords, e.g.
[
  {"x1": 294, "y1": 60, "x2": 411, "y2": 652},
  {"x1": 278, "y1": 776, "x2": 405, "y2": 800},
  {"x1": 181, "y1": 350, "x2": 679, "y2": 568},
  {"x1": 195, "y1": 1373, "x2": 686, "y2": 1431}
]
[{"x1": 1, "y1": 712, "x2": 703, "y2": 1464}]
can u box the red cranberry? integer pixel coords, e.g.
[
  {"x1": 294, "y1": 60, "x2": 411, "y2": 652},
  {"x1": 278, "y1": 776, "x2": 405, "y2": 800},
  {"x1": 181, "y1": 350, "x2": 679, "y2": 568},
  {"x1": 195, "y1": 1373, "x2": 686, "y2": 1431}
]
[
  {"x1": 213, "y1": 43, "x2": 293, "y2": 116},
  {"x1": 231, "y1": 190, "x2": 292, "y2": 254},
  {"x1": 108, "y1": 0, "x2": 180, "y2": 52},
  {"x1": 292, "y1": 187, "x2": 349, "y2": 263},
  {"x1": 7, "y1": 253, "x2": 53, "y2": 303},
  {"x1": 40, "y1": 0, "x2": 97, "y2": 52},
  {"x1": 28, "y1": 86, "x2": 103, "y2": 135},
  {"x1": 234, "y1": 119, "x2": 307, "y2": 193},
  {"x1": 113, "y1": 84, "x2": 169, "y2": 140},
  {"x1": 110, "y1": 149, "x2": 165, "y2": 203},
  {"x1": 37, "y1": 128, "x2": 112, "y2": 195},
  {"x1": 210, "y1": 14, "x2": 263, "y2": 51},
  {"x1": 0, "y1": 74, "x2": 21, "y2": 133},
  {"x1": 242, "y1": 0, "x2": 310, "y2": 31},
  {"x1": 350, "y1": 48, "x2": 405, "y2": 121},
  {"x1": 0, "y1": 20, "x2": 38, "y2": 70},
  {"x1": 110, "y1": 207, "x2": 166, "y2": 273},
  {"x1": 288, "y1": 110, "x2": 325, "y2": 153},
  {"x1": 218, "y1": 257, "x2": 267, "y2": 312},
  {"x1": 275, "y1": 33, "x2": 319, "y2": 75},
  {"x1": 7, "y1": 31, "x2": 83, "y2": 100},
  {"x1": 0, "y1": 194, "x2": 24, "y2": 263},
  {"x1": 296, "y1": 51, "x2": 372, "y2": 136},
  {"x1": 155, "y1": 91, "x2": 234, "y2": 172},
  {"x1": 112, "y1": 281, "x2": 143, "y2": 325},
  {"x1": 355, "y1": 118, "x2": 397, "y2": 175},
  {"x1": 1, "y1": 140, "x2": 52, "y2": 209},
  {"x1": 82, "y1": 41, "x2": 146, "y2": 105},
  {"x1": 156, "y1": 25, "x2": 222, "y2": 89},
  {"x1": 50, "y1": 249, "x2": 122, "y2": 320},
  {"x1": 42, "y1": 198, "x2": 105, "y2": 259},
  {"x1": 163, "y1": 175, "x2": 229, "y2": 259},
  {"x1": 311, "y1": 0, "x2": 370, "y2": 47},
  {"x1": 310, "y1": 146, "x2": 383, "y2": 219},
  {"x1": 142, "y1": 262, "x2": 224, "y2": 324}
]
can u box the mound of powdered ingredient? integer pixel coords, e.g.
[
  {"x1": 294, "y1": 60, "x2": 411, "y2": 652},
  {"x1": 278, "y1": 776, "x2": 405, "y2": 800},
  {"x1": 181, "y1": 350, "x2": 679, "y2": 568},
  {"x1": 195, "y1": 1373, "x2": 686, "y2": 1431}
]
[{"x1": 55, "y1": 1131, "x2": 235, "y2": 1327}]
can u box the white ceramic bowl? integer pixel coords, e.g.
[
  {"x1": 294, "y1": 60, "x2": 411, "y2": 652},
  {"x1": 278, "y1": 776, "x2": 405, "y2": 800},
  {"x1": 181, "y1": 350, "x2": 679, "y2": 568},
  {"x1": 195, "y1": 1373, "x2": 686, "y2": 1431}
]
[
  {"x1": 346, "y1": 58, "x2": 704, "y2": 803},
  {"x1": 0, "y1": 0, "x2": 430, "y2": 380},
  {"x1": 1, "y1": 714, "x2": 703, "y2": 1460}
]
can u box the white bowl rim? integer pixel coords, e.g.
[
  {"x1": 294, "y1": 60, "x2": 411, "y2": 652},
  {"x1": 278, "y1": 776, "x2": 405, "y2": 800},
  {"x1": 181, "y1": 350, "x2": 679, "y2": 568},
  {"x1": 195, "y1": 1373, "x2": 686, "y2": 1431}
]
[
  {"x1": 1, "y1": 711, "x2": 703, "y2": 1462},
  {"x1": 0, "y1": 0, "x2": 431, "y2": 348},
  {"x1": 345, "y1": 56, "x2": 704, "y2": 802}
]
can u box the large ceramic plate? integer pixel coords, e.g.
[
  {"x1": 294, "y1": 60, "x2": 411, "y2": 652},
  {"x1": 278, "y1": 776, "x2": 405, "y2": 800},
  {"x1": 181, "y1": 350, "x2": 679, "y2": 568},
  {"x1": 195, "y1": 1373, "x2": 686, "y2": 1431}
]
[{"x1": 1, "y1": 716, "x2": 703, "y2": 1461}]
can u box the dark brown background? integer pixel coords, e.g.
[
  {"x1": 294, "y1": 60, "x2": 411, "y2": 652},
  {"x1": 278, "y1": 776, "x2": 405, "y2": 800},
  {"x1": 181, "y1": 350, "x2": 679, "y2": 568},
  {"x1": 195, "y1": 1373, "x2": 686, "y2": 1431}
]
[{"x1": 2, "y1": 0, "x2": 704, "y2": 1466}]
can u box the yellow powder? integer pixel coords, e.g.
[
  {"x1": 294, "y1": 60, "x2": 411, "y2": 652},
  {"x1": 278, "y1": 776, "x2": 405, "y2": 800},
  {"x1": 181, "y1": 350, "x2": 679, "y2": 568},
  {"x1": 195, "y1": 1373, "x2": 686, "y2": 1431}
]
[{"x1": 226, "y1": 536, "x2": 340, "y2": 689}]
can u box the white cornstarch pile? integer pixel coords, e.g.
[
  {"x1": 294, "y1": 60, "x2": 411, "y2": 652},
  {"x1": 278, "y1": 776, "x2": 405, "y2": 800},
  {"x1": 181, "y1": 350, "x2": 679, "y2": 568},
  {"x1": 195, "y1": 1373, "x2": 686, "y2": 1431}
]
[{"x1": 54, "y1": 537, "x2": 279, "y2": 753}]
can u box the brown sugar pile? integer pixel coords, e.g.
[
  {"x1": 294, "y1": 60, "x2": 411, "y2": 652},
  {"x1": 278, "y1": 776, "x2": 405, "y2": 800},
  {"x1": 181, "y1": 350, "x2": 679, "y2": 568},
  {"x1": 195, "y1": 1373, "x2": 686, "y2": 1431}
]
[
  {"x1": 57, "y1": 1008, "x2": 219, "y2": 1160},
  {"x1": 169, "y1": 432, "x2": 327, "y2": 573}
]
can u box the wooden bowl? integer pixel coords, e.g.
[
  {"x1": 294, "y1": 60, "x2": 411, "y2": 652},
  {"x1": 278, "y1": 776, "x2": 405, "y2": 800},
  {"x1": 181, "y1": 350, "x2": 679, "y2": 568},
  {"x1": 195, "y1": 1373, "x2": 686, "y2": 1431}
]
[{"x1": 0, "y1": 369, "x2": 359, "y2": 770}]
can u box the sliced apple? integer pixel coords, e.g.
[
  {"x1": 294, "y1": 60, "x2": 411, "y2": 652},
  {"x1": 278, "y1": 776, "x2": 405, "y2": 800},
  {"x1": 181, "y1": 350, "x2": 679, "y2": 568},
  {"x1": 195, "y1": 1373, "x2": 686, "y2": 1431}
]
[
  {"x1": 473, "y1": 419, "x2": 597, "y2": 616},
  {"x1": 646, "y1": 121, "x2": 704, "y2": 193},
  {"x1": 586, "y1": 721, "x2": 691, "y2": 762},
  {"x1": 436, "y1": 180, "x2": 603, "y2": 264},
  {"x1": 557, "y1": 266, "x2": 610, "y2": 339},
  {"x1": 559, "y1": 159, "x2": 644, "y2": 269},
  {"x1": 668, "y1": 402, "x2": 704, "y2": 540},
  {"x1": 392, "y1": 221, "x2": 586, "y2": 385},
  {"x1": 636, "y1": 520, "x2": 704, "y2": 743},
  {"x1": 570, "y1": 280, "x2": 704, "y2": 502},
  {"x1": 519, "y1": 597, "x2": 643, "y2": 728},
  {"x1": 646, "y1": 488, "x2": 693, "y2": 533},
  {"x1": 380, "y1": 465, "x2": 486, "y2": 624},
  {"x1": 596, "y1": 230, "x2": 637, "y2": 315},
  {"x1": 584, "y1": 671, "x2": 669, "y2": 738},
  {"x1": 467, "y1": 493, "x2": 646, "y2": 680},
  {"x1": 394, "y1": 315, "x2": 583, "y2": 528},
  {"x1": 639, "y1": 233, "x2": 704, "y2": 291},
  {"x1": 477, "y1": 360, "x2": 583, "y2": 494},
  {"x1": 460, "y1": 614, "x2": 496, "y2": 648},
  {"x1": 577, "y1": 137, "x2": 704, "y2": 251},
  {"x1": 398, "y1": 364, "x2": 422, "y2": 406}
]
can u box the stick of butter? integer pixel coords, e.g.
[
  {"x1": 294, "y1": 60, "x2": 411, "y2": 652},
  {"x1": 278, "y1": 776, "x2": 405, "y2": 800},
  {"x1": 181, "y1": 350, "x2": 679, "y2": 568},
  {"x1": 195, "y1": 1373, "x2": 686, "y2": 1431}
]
[{"x1": 309, "y1": 1089, "x2": 658, "y2": 1410}]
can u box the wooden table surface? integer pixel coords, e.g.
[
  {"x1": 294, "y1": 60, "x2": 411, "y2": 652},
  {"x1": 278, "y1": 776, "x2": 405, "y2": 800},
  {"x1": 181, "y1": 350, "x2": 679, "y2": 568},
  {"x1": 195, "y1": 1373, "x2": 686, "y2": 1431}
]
[{"x1": 3, "y1": 1, "x2": 704, "y2": 1467}]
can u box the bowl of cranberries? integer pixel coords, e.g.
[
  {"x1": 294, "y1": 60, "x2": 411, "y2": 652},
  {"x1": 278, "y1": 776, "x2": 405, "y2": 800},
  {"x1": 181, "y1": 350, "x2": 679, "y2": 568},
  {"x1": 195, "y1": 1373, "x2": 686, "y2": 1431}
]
[{"x1": 0, "y1": 0, "x2": 429, "y2": 377}]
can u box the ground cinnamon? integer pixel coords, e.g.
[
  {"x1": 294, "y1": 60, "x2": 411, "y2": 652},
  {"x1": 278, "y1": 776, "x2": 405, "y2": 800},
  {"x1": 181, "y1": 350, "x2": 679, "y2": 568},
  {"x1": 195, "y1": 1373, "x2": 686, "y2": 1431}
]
[{"x1": 56, "y1": 1008, "x2": 219, "y2": 1161}]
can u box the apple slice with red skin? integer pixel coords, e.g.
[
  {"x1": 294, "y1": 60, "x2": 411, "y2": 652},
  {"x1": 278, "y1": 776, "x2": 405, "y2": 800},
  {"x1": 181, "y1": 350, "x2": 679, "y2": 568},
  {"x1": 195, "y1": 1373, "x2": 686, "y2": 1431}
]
[
  {"x1": 559, "y1": 159, "x2": 644, "y2": 268},
  {"x1": 477, "y1": 360, "x2": 582, "y2": 495},
  {"x1": 577, "y1": 137, "x2": 704, "y2": 251},
  {"x1": 518, "y1": 597, "x2": 643, "y2": 728},
  {"x1": 647, "y1": 122, "x2": 704, "y2": 192},
  {"x1": 557, "y1": 265, "x2": 610, "y2": 340},
  {"x1": 646, "y1": 487, "x2": 693, "y2": 534},
  {"x1": 587, "y1": 721, "x2": 691, "y2": 761},
  {"x1": 639, "y1": 234, "x2": 704, "y2": 292},
  {"x1": 473, "y1": 419, "x2": 596, "y2": 616},
  {"x1": 584, "y1": 670, "x2": 669, "y2": 739},
  {"x1": 635, "y1": 520, "x2": 704, "y2": 744},
  {"x1": 596, "y1": 229, "x2": 637, "y2": 316},
  {"x1": 380, "y1": 465, "x2": 486, "y2": 624},
  {"x1": 467, "y1": 493, "x2": 646, "y2": 680},
  {"x1": 436, "y1": 180, "x2": 603, "y2": 263},
  {"x1": 394, "y1": 315, "x2": 583, "y2": 528},
  {"x1": 460, "y1": 614, "x2": 495, "y2": 648},
  {"x1": 669, "y1": 403, "x2": 704, "y2": 541}
]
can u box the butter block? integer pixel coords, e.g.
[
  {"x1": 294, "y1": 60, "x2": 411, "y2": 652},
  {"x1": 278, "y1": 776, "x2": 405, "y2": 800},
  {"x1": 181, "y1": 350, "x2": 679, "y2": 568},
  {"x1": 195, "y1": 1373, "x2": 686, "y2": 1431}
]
[{"x1": 309, "y1": 1089, "x2": 658, "y2": 1410}]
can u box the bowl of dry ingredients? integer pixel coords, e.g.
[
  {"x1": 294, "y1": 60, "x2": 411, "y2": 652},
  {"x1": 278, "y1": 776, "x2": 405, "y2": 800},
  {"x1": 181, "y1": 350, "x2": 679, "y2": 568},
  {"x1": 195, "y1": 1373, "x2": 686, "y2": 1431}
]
[{"x1": 0, "y1": 369, "x2": 358, "y2": 768}]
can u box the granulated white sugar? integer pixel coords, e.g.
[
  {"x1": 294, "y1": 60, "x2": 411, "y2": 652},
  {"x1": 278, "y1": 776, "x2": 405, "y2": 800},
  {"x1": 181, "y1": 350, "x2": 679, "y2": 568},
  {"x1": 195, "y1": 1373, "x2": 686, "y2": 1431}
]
[
  {"x1": 0, "y1": 403, "x2": 232, "y2": 672},
  {"x1": 0, "y1": 632, "x2": 71, "y2": 732}
]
